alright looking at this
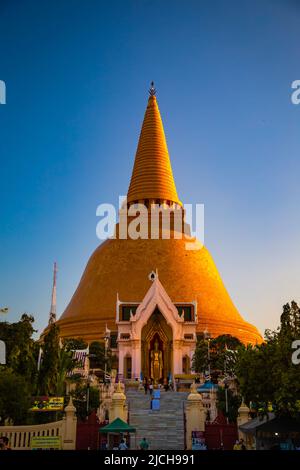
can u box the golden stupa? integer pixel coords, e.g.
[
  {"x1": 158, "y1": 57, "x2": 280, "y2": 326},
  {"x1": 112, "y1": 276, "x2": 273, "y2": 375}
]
[{"x1": 57, "y1": 86, "x2": 262, "y2": 346}]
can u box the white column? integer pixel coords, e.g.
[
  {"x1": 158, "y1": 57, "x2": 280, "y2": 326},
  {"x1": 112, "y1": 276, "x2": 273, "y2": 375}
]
[
  {"x1": 131, "y1": 340, "x2": 141, "y2": 380},
  {"x1": 118, "y1": 344, "x2": 125, "y2": 377},
  {"x1": 62, "y1": 396, "x2": 77, "y2": 450},
  {"x1": 237, "y1": 402, "x2": 251, "y2": 447},
  {"x1": 109, "y1": 382, "x2": 127, "y2": 422},
  {"x1": 185, "y1": 384, "x2": 205, "y2": 450},
  {"x1": 173, "y1": 340, "x2": 183, "y2": 375}
]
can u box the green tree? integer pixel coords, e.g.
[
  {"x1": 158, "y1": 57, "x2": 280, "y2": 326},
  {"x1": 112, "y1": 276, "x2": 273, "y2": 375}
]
[
  {"x1": 38, "y1": 324, "x2": 76, "y2": 396},
  {"x1": 210, "y1": 335, "x2": 242, "y2": 374},
  {"x1": 234, "y1": 344, "x2": 274, "y2": 409},
  {"x1": 191, "y1": 336, "x2": 209, "y2": 373},
  {"x1": 56, "y1": 347, "x2": 76, "y2": 396},
  {"x1": 71, "y1": 383, "x2": 100, "y2": 421},
  {"x1": 38, "y1": 324, "x2": 60, "y2": 395},
  {"x1": 192, "y1": 334, "x2": 241, "y2": 375},
  {"x1": 63, "y1": 338, "x2": 88, "y2": 352},
  {"x1": 0, "y1": 314, "x2": 38, "y2": 386},
  {"x1": 0, "y1": 369, "x2": 31, "y2": 425},
  {"x1": 89, "y1": 341, "x2": 112, "y2": 372},
  {"x1": 217, "y1": 386, "x2": 241, "y2": 423},
  {"x1": 234, "y1": 302, "x2": 300, "y2": 419}
]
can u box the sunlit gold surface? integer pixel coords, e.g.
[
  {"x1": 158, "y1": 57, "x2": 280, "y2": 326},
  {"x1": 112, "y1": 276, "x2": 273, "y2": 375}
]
[{"x1": 57, "y1": 236, "x2": 262, "y2": 344}]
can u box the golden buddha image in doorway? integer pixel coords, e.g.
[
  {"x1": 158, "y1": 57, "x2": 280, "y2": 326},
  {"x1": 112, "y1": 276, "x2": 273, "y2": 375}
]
[{"x1": 150, "y1": 338, "x2": 163, "y2": 383}]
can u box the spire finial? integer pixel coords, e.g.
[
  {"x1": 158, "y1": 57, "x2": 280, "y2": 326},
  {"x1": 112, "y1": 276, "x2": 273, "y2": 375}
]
[
  {"x1": 149, "y1": 81, "x2": 156, "y2": 96},
  {"x1": 127, "y1": 82, "x2": 181, "y2": 206}
]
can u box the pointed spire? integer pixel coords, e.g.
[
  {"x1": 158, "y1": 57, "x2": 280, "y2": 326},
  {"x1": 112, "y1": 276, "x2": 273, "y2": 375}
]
[
  {"x1": 48, "y1": 262, "x2": 57, "y2": 325},
  {"x1": 127, "y1": 83, "x2": 181, "y2": 206}
]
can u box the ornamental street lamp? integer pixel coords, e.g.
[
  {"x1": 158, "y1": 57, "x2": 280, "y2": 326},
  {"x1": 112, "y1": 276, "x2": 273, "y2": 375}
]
[
  {"x1": 86, "y1": 353, "x2": 96, "y2": 417},
  {"x1": 223, "y1": 349, "x2": 237, "y2": 424},
  {"x1": 103, "y1": 325, "x2": 110, "y2": 383},
  {"x1": 224, "y1": 355, "x2": 229, "y2": 423},
  {"x1": 203, "y1": 328, "x2": 211, "y2": 380},
  {"x1": 86, "y1": 373, "x2": 93, "y2": 417}
]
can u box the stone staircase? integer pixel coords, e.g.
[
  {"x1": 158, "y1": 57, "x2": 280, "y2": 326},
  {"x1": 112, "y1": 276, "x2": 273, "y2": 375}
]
[{"x1": 126, "y1": 388, "x2": 188, "y2": 450}]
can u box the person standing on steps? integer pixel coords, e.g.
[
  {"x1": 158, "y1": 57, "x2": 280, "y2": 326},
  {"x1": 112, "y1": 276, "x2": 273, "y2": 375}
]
[
  {"x1": 118, "y1": 439, "x2": 128, "y2": 450},
  {"x1": 149, "y1": 382, "x2": 153, "y2": 396},
  {"x1": 0, "y1": 437, "x2": 11, "y2": 450},
  {"x1": 233, "y1": 440, "x2": 241, "y2": 450},
  {"x1": 139, "y1": 437, "x2": 149, "y2": 450},
  {"x1": 143, "y1": 378, "x2": 148, "y2": 394}
]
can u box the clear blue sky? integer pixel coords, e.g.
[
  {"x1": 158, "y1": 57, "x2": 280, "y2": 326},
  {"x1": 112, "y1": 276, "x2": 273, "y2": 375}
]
[{"x1": 1, "y1": 0, "x2": 300, "y2": 336}]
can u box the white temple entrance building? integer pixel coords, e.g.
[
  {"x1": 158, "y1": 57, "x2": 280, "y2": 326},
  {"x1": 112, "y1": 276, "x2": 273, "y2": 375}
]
[{"x1": 116, "y1": 274, "x2": 197, "y2": 381}]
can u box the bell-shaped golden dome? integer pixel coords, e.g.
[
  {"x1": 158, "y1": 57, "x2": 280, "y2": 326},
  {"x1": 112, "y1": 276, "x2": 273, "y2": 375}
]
[{"x1": 58, "y1": 237, "x2": 262, "y2": 344}]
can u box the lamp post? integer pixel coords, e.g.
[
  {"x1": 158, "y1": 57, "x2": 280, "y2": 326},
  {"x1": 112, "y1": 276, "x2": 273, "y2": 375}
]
[
  {"x1": 103, "y1": 325, "x2": 110, "y2": 383},
  {"x1": 204, "y1": 328, "x2": 211, "y2": 380},
  {"x1": 86, "y1": 353, "x2": 96, "y2": 418},
  {"x1": 223, "y1": 355, "x2": 229, "y2": 425},
  {"x1": 86, "y1": 374, "x2": 92, "y2": 417}
]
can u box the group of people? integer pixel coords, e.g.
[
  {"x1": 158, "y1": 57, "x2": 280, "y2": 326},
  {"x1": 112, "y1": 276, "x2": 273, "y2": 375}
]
[
  {"x1": 143, "y1": 378, "x2": 173, "y2": 394},
  {"x1": 117, "y1": 437, "x2": 150, "y2": 450},
  {"x1": 143, "y1": 378, "x2": 154, "y2": 395},
  {"x1": 0, "y1": 436, "x2": 11, "y2": 451},
  {"x1": 233, "y1": 438, "x2": 247, "y2": 450}
]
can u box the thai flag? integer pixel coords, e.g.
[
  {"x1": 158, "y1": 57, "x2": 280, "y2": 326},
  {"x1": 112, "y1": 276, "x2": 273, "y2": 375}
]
[
  {"x1": 73, "y1": 349, "x2": 88, "y2": 368},
  {"x1": 66, "y1": 347, "x2": 89, "y2": 377}
]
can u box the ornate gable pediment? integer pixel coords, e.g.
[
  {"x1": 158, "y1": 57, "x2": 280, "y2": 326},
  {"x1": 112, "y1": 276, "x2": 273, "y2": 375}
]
[{"x1": 130, "y1": 277, "x2": 183, "y2": 337}]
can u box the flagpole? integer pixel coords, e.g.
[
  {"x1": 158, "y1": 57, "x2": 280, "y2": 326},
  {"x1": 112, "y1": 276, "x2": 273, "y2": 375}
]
[
  {"x1": 224, "y1": 346, "x2": 229, "y2": 424},
  {"x1": 37, "y1": 346, "x2": 43, "y2": 371}
]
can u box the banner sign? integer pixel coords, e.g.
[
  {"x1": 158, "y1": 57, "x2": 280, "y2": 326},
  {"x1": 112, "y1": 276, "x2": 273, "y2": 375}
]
[
  {"x1": 30, "y1": 396, "x2": 64, "y2": 412},
  {"x1": 30, "y1": 436, "x2": 61, "y2": 450}
]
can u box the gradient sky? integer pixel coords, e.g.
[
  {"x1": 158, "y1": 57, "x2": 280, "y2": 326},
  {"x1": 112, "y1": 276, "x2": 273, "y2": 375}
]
[{"x1": 1, "y1": 0, "x2": 300, "y2": 337}]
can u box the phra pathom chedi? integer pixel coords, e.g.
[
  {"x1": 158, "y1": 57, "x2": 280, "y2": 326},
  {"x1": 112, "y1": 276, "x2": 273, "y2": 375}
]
[{"x1": 55, "y1": 84, "x2": 262, "y2": 383}]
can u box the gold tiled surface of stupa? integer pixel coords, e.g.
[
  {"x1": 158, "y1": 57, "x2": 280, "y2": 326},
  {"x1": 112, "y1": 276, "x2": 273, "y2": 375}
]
[
  {"x1": 58, "y1": 236, "x2": 262, "y2": 344},
  {"x1": 127, "y1": 95, "x2": 181, "y2": 205}
]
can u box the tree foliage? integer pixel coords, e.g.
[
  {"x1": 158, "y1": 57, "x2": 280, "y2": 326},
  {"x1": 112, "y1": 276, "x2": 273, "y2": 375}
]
[
  {"x1": 63, "y1": 338, "x2": 88, "y2": 352},
  {"x1": 217, "y1": 386, "x2": 241, "y2": 423},
  {"x1": 37, "y1": 324, "x2": 60, "y2": 395},
  {"x1": 89, "y1": 341, "x2": 113, "y2": 372},
  {"x1": 234, "y1": 302, "x2": 300, "y2": 419},
  {"x1": 0, "y1": 316, "x2": 99, "y2": 425},
  {"x1": 0, "y1": 314, "x2": 38, "y2": 384},
  {"x1": 191, "y1": 336, "x2": 209, "y2": 373},
  {"x1": 71, "y1": 384, "x2": 100, "y2": 421},
  {"x1": 37, "y1": 324, "x2": 76, "y2": 396},
  {"x1": 0, "y1": 368, "x2": 32, "y2": 425},
  {"x1": 192, "y1": 334, "x2": 242, "y2": 375}
]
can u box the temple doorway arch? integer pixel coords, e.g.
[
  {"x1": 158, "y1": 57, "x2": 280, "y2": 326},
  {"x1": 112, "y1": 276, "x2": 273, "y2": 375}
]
[
  {"x1": 123, "y1": 355, "x2": 132, "y2": 379},
  {"x1": 141, "y1": 308, "x2": 173, "y2": 383},
  {"x1": 182, "y1": 355, "x2": 191, "y2": 374}
]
